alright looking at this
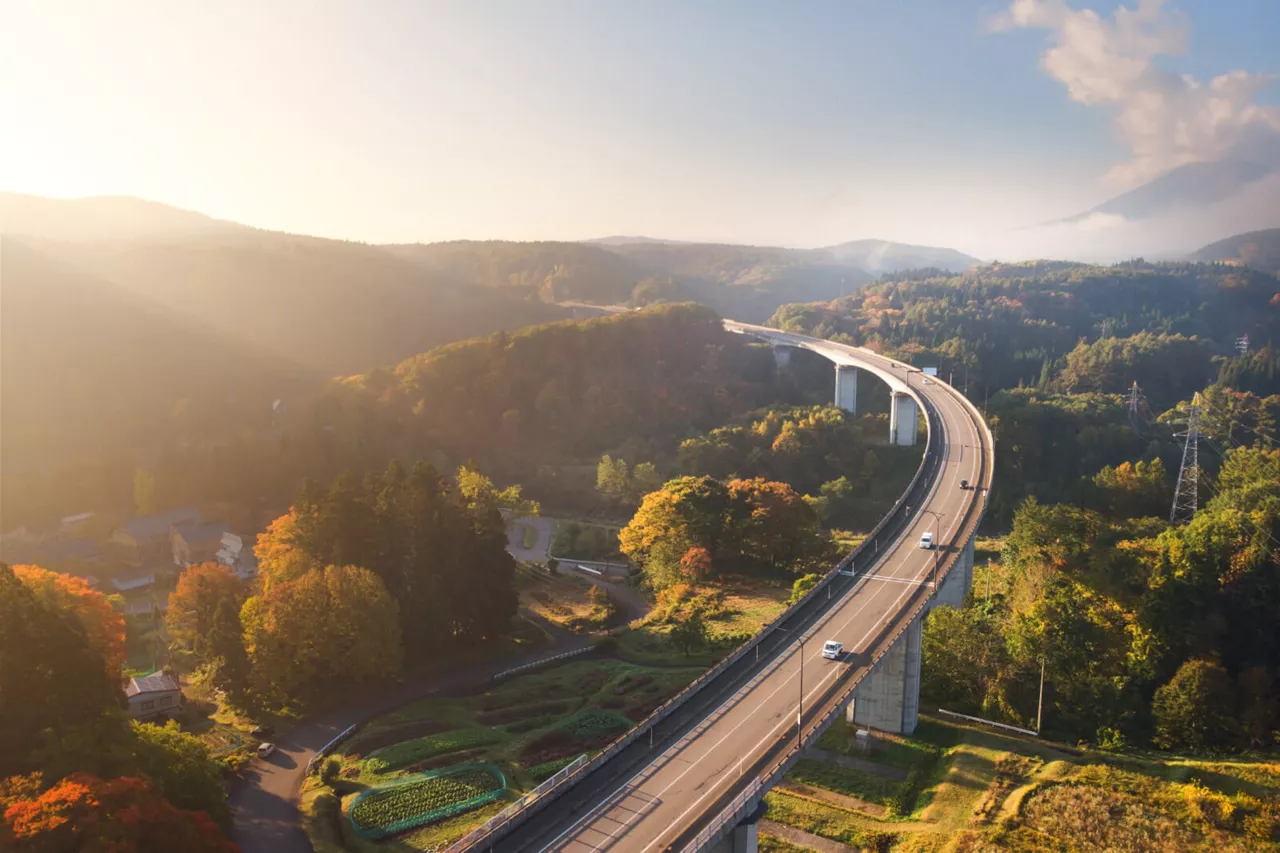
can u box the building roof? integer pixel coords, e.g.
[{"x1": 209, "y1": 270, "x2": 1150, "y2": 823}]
[
  {"x1": 118, "y1": 507, "x2": 203, "y2": 542},
  {"x1": 125, "y1": 672, "x2": 180, "y2": 698},
  {"x1": 112, "y1": 569, "x2": 156, "y2": 592},
  {"x1": 173, "y1": 519, "x2": 230, "y2": 545},
  {"x1": 39, "y1": 537, "x2": 102, "y2": 564}
]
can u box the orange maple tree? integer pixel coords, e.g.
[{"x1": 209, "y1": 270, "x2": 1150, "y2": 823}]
[
  {"x1": 13, "y1": 565, "x2": 126, "y2": 679},
  {"x1": 2, "y1": 773, "x2": 238, "y2": 851}
]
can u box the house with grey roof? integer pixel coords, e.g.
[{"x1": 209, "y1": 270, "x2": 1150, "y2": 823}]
[
  {"x1": 170, "y1": 519, "x2": 231, "y2": 567},
  {"x1": 125, "y1": 672, "x2": 182, "y2": 720},
  {"x1": 111, "y1": 507, "x2": 203, "y2": 564}
]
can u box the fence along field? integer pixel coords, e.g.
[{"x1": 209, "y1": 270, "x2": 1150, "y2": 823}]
[{"x1": 349, "y1": 764, "x2": 508, "y2": 839}]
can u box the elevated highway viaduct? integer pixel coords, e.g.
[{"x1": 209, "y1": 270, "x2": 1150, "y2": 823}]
[{"x1": 453, "y1": 321, "x2": 994, "y2": 853}]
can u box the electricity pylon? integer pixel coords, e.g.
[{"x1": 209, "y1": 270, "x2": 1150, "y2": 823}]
[{"x1": 1170, "y1": 392, "x2": 1202, "y2": 525}]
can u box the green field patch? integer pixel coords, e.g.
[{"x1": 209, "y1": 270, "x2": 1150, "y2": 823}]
[
  {"x1": 763, "y1": 791, "x2": 898, "y2": 849},
  {"x1": 558, "y1": 709, "x2": 631, "y2": 739},
  {"x1": 528, "y1": 754, "x2": 587, "y2": 784},
  {"x1": 788, "y1": 759, "x2": 901, "y2": 810},
  {"x1": 363, "y1": 728, "x2": 503, "y2": 776},
  {"x1": 349, "y1": 764, "x2": 506, "y2": 840}
]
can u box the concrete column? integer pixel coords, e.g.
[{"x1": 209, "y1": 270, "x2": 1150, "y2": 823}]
[
  {"x1": 773, "y1": 346, "x2": 792, "y2": 369},
  {"x1": 891, "y1": 392, "x2": 919, "y2": 446},
  {"x1": 850, "y1": 616, "x2": 924, "y2": 734},
  {"x1": 834, "y1": 365, "x2": 858, "y2": 413},
  {"x1": 930, "y1": 534, "x2": 976, "y2": 611},
  {"x1": 707, "y1": 802, "x2": 764, "y2": 853}
]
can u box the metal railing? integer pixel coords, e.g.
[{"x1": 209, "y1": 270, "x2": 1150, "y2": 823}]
[
  {"x1": 491, "y1": 647, "x2": 591, "y2": 681},
  {"x1": 306, "y1": 723, "x2": 359, "y2": 776},
  {"x1": 683, "y1": 378, "x2": 993, "y2": 851},
  {"x1": 445, "y1": 366, "x2": 941, "y2": 851},
  {"x1": 445, "y1": 755, "x2": 588, "y2": 851}
]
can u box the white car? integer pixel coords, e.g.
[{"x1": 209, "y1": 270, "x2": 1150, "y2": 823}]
[
  {"x1": 257, "y1": 742, "x2": 276, "y2": 759},
  {"x1": 821, "y1": 640, "x2": 844, "y2": 660},
  {"x1": 919, "y1": 531, "x2": 934, "y2": 550},
  {"x1": 923, "y1": 378, "x2": 934, "y2": 385}
]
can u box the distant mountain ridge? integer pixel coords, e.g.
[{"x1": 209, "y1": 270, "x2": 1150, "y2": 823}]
[
  {"x1": 0, "y1": 191, "x2": 249, "y2": 242},
  {"x1": 818, "y1": 239, "x2": 982, "y2": 274},
  {"x1": 1192, "y1": 227, "x2": 1280, "y2": 275},
  {"x1": 1059, "y1": 160, "x2": 1275, "y2": 225}
]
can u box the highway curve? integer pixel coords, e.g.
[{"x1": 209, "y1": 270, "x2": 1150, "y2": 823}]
[{"x1": 492, "y1": 326, "x2": 991, "y2": 853}]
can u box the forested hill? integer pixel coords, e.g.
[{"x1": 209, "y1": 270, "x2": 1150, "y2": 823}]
[
  {"x1": 768, "y1": 261, "x2": 1280, "y2": 524},
  {"x1": 769, "y1": 261, "x2": 1280, "y2": 398},
  {"x1": 317, "y1": 303, "x2": 778, "y2": 470},
  {"x1": 1192, "y1": 227, "x2": 1280, "y2": 274},
  {"x1": 140, "y1": 302, "x2": 794, "y2": 518}
]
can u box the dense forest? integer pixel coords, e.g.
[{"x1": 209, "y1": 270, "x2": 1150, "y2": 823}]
[{"x1": 764, "y1": 259, "x2": 1280, "y2": 751}]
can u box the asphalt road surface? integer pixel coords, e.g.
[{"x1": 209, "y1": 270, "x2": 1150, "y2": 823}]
[{"x1": 504, "y1": 330, "x2": 987, "y2": 852}]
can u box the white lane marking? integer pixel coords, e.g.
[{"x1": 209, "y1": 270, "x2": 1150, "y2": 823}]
[{"x1": 548, "y1": 389, "x2": 984, "y2": 852}]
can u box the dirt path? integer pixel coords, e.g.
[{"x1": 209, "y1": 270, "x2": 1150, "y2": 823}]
[{"x1": 760, "y1": 820, "x2": 859, "y2": 853}]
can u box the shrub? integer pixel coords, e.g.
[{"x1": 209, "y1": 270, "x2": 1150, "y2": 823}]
[{"x1": 558, "y1": 710, "x2": 630, "y2": 739}]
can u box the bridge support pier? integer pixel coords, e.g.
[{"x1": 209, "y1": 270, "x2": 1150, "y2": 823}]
[
  {"x1": 889, "y1": 392, "x2": 918, "y2": 446},
  {"x1": 707, "y1": 802, "x2": 765, "y2": 853},
  {"x1": 849, "y1": 615, "x2": 923, "y2": 734},
  {"x1": 848, "y1": 533, "x2": 977, "y2": 734},
  {"x1": 834, "y1": 365, "x2": 858, "y2": 413},
  {"x1": 773, "y1": 346, "x2": 793, "y2": 370}
]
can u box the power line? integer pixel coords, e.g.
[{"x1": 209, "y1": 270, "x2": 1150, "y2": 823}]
[{"x1": 1170, "y1": 393, "x2": 1202, "y2": 525}]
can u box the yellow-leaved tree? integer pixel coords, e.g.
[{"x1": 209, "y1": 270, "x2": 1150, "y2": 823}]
[{"x1": 240, "y1": 564, "x2": 401, "y2": 705}]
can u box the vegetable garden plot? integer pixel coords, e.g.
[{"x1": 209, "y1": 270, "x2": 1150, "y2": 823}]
[{"x1": 349, "y1": 764, "x2": 507, "y2": 839}]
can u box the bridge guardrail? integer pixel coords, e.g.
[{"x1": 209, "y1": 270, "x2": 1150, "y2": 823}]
[
  {"x1": 445, "y1": 355, "x2": 939, "y2": 852},
  {"x1": 684, "y1": 378, "x2": 992, "y2": 851}
]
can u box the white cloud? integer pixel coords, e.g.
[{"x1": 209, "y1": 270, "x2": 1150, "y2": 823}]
[{"x1": 994, "y1": 0, "x2": 1280, "y2": 188}]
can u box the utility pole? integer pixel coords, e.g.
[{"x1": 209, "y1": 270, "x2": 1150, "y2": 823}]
[
  {"x1": 1170, "y1": 393, "x2": 1202, "y2": 525},
  {"x1": 1036, "y1": 655, "x2": 1046, "y2": 733}
]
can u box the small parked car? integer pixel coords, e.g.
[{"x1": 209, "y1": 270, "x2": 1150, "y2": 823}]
[
  {"x1": 256, "y1": 742, "x2": 276, "y2": 759},
  {"x1": 919, "y1": 531, "x2": 934, "y2": 550},
  {"x1": 821, "y1": 640, "x2": 844, "y2": 660},
  {"x1": 251, "y1": 724, "x2": 273, "y2": 738}
]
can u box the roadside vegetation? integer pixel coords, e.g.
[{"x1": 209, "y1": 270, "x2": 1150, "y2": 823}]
[{"x1": 759, "y1": 714, "x2": 1280, "y2": 851}]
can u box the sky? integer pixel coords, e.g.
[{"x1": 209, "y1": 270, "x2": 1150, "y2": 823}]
[{"x1": 2, "y1": 0, "x2": 1278, "y2": 257}]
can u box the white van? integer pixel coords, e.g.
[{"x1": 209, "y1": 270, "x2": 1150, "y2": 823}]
[{"x1": 919, "y1": 531, "x2": 934, "y2": 550}]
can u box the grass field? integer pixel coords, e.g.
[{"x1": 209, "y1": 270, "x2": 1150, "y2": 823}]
[
  {"x1": 516, "y1": 565, "x2": 620, "y2": 633},
  {"x1": 761, "y1": 713, "x2": 1280, "y2": 851}
]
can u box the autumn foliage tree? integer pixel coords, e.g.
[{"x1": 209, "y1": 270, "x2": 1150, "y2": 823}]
[
  {"x1": 0, "y1": 565, "x2": 122, "y2": 779},
  {"x1": 12, "y1": 565, "x2": 126, "y2": 680},
  {"x1": 1, "y1": 773, "x2": 238, "y2": 852},
  {"x1": 240, "y1": 564, "x2": 402, "y2": 704},
  {"x1": 620, "y1": 475, "x2": 828, "y2": 588},
  {"x1": 261, "y1": 462, "x2": 518, "y2": 661},
  {"x1": 165, "y1": 562, "x2": 248, "y2": 657}
]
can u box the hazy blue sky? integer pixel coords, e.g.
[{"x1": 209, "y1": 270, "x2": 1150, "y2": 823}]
[{"x1": 2, "y1": 0, "x2": 1277, "y2": 255}]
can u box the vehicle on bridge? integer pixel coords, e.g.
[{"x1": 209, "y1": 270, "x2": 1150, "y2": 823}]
[
  {"x1": 919, "y1": 531, "x2": 934, "y2": 549},
  {"x1": 821, "y1": 640, "x2": 844, "y2": 660}
]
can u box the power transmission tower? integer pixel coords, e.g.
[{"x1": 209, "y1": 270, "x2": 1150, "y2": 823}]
[
  {"x1": 1235, "y1": 334, "x2": 1249, "y2": 355},
  {"x1": 1128, "y1": 381, "x2": 1141, "y2": 432},
  {"x1": 1170, "y1": 392, "x2": 1202, "y2": 525}
]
